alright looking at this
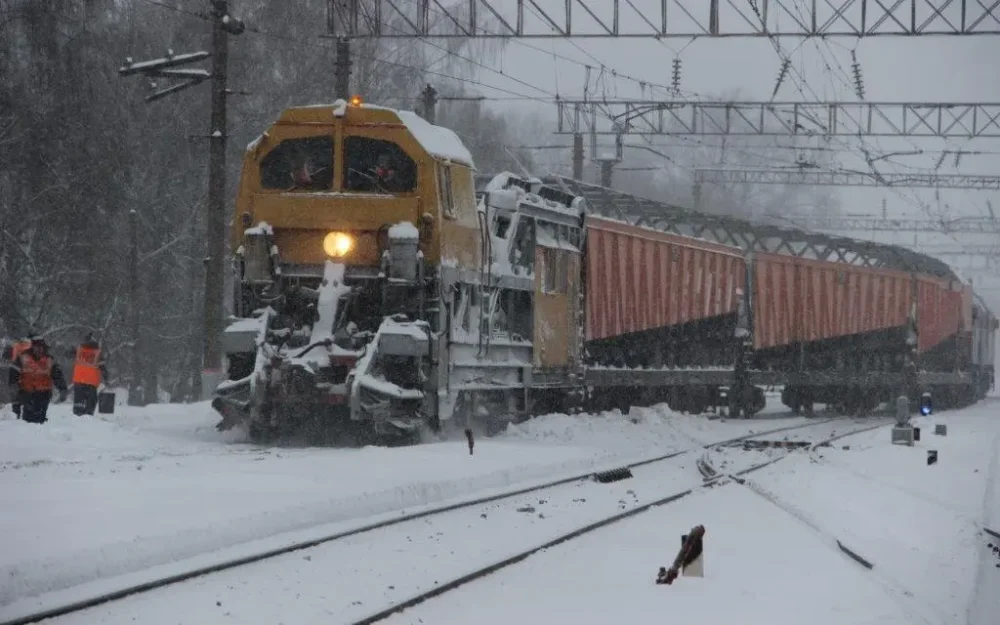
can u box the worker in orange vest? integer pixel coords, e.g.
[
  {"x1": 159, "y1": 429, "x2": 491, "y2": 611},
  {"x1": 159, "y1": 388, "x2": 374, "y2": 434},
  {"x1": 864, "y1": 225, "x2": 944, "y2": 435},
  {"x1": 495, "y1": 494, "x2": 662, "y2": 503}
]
[
  {"x1": 6, "y1": 334, "x2": 33, "y2": 420},
  {"x1": 8, "y1": 335, "x2": 68, "y2": 424},
  {"x1": 71, "y1": 332, "x2": 108, "y2": 416}
]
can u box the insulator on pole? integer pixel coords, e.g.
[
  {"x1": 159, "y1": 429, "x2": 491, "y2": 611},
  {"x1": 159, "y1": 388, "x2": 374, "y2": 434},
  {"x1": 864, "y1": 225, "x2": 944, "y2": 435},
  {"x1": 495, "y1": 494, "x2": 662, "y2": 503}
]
[
  {"x1": 772, "y1": 59, "x2": 790, "y2": 99},
  {"x1": 671, "y1": 58, "x2": 682, "y2": 95},
  {"x1": 851, "y1": 50, "x2": 865, "y2": 100}
]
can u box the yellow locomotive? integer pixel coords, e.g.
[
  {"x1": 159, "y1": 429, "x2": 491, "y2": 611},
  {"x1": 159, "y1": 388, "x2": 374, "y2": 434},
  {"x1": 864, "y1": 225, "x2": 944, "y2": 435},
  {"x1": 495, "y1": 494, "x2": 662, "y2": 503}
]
[{"x1": 213, "y1": 98, "x2": 585, "y2": 441}]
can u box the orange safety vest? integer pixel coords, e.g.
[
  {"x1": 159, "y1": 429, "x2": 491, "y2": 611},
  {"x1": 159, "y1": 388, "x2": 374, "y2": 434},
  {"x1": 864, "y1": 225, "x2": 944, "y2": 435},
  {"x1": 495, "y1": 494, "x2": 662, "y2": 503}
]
[
  {"x1": 11, "y1": 340, "x2": 30, "y2": 361},
  {"x1": 72, "y1": 345, "x2": 102, "y2": 386},
  {"x1": 18, "y1": 353, "x2": 54, "y2": 392}
]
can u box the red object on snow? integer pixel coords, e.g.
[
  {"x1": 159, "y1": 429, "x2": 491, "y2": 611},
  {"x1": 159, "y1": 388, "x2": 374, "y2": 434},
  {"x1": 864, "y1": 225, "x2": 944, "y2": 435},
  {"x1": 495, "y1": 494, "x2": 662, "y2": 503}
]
[{"x1": 465, "y1": 428, "x2": 474, "y2": 455}]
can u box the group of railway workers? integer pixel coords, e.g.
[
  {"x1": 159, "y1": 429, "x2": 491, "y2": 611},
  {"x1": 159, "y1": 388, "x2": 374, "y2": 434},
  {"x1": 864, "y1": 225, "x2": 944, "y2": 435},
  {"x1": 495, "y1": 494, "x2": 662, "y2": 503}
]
[{"x1": 3, "y1": 332, "x2": 108, "y2": 424}]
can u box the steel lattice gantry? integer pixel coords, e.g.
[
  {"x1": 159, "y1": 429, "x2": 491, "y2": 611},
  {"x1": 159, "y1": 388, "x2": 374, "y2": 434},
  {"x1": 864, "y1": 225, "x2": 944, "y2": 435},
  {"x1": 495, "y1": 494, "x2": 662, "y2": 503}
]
[
  {"x1": 327, "y1": 0, "x2": 1000, "y2": 37},
  {"x1": 694, "y1": 168, "x2": 1000, "y2": 190},
  {"x1": 555, "y1": 100, "x2": 1000, "y2": 138},
  {"x1": 765, "y1": 214, "x2": 1000, "y2": 233},
  {"x1": 543, "y1": 175, "x2": 958, "y2": 280}
]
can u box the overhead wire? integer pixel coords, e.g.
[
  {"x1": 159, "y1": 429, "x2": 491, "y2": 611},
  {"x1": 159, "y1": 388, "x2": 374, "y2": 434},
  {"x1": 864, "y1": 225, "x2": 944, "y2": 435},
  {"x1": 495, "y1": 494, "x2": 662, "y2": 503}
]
[{"x1": 750, "y1": 1, "x2": 945, "y2": 221}]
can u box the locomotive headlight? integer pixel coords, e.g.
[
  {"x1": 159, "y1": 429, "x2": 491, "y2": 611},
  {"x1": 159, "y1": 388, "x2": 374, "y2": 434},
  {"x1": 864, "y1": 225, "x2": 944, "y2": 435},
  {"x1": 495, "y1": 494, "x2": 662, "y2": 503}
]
[{"x1": 323, "y1": 231, "x2": 354, "y2": 257}]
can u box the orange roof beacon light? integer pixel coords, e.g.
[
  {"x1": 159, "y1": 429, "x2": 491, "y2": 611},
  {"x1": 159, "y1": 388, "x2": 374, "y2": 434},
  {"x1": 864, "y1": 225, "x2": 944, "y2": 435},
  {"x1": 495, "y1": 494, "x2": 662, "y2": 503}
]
[{"x1": 349, "y1": 94, "x2": 363, "y2": 107}]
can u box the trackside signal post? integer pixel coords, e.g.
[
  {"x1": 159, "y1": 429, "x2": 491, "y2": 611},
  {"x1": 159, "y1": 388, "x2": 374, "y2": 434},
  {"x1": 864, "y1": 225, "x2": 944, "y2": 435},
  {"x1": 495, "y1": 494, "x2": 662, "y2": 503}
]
[{"x1": 119, "y1": 1, "x2": 244, "y2": 399}]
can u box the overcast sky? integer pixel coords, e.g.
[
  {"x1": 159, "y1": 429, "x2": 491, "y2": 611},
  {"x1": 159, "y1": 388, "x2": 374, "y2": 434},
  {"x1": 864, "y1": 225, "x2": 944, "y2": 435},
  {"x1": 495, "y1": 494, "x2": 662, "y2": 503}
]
[{"x1": 378, "y1": 0, "x2": 1000, "y2": 306}]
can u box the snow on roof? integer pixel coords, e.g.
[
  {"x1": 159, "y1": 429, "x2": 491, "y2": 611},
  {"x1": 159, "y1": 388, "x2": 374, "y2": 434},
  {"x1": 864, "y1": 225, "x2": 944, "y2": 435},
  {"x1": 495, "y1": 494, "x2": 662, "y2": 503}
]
[
  {"x1": 388, "y1": 221, "x2": 419, "y2": 240},
  {"x1": 394, "y1": 109, "x2": 474, "y2": 168},
  {"x1": 293, "y1": 100, "x2": 474, "y2": 167}
]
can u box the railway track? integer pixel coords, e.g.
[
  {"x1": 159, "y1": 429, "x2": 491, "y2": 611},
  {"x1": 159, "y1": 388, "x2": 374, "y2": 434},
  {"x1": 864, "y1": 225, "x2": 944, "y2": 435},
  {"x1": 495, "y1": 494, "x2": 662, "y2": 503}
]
[
  {"x1": 1, "y1": 415, "x2": 879, "y2": 625},
  {"x1": 345, "y1": 417, "x2": 893, "y2": 625}
]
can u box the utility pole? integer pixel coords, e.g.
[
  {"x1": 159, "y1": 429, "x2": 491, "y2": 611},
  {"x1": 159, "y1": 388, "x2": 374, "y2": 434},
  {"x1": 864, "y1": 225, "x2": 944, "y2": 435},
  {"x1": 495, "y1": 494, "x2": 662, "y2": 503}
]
[
  {"x1": 420, "y1": 84, "x2": 438, "y2": 124},
  {"x1": 128, "y1": 209, "x2": 141, "y2": 406},
  {"x1": 572, "y1": 133, "x2": 584, "y2": 180},
  {"x1": 202, "y1": 0, "x2": 234, "y2": 396},
  {"x1": 118, "y1": 2, "x2": 243, "y2": 400},
  {"x1": 334, "y1": 38, "x2": 351, "y2": 100}
]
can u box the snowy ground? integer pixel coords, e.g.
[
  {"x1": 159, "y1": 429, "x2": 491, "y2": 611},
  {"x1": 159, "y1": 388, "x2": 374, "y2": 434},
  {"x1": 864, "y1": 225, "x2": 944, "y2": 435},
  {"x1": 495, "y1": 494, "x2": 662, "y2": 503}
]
[
  {"x1": 745, "y1": 406, "x2": 1000, "y2": 625},
  {"x1": 381, "y1": 485, "x2": 914, "y2": 625},
  {"x1": 7, "y1": 395, "x2": 995, "y2": 625},
  {"x1": 0, "y1": 397, "x2": 817, "y2": 612}
]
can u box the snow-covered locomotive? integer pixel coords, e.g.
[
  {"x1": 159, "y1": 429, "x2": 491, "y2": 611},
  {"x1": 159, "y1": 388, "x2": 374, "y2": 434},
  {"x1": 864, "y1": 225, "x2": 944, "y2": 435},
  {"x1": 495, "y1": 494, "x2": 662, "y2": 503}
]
[
  {"x1": 212, "y1": 99, "x2": 588, "y2": 441},
  {"x1": 212, "y1": 99, "x2": 996, "y2": 443}
]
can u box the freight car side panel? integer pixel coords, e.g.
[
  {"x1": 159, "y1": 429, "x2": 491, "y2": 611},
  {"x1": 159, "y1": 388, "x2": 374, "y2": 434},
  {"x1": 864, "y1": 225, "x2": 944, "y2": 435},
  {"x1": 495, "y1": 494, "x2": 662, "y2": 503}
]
[
  {"x1": 916, "y1": 277, "x2": 965, "y2": 353},
  {"x1": 753, "y1": 254, "x2": 911, "y2": 350},
  {"x1": 584, "y1": 217, "x2": 745, "y2": 342}
]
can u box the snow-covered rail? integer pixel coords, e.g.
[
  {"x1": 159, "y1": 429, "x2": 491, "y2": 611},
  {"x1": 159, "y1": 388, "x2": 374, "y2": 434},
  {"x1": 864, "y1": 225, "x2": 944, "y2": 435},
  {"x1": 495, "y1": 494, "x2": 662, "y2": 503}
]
[
  {"x1": 345, "y1": 418, "x2": 892, "y2": 625},
  {"x1": 0, "y1": 416, "x2": 867, "y2": 625}
]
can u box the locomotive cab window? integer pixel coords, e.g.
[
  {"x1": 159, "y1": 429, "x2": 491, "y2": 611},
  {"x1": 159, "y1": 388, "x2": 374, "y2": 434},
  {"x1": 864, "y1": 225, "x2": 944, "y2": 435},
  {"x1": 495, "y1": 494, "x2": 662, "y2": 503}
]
[
  {"x1": 260, "y1": 136, "x2": 334, "y2": 191},
  {"x1": 438, "y1": 165, "x2": 455, "y2": 219},
  {"x1": 509, "y1": 216, "x2": 536, "y2": 274},
  {"x1": 493, "y1": 212, "x2": 512, "y2": 239},
  {"x1": 343, "y1": 136, "x2": 417, "y2": 193}
]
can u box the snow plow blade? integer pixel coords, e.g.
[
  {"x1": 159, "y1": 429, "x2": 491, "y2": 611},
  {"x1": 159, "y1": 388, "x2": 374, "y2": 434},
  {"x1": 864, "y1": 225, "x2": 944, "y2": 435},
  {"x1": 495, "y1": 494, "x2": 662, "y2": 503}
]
[{"x1": 212, "y1": 376, "x2": 252, "y2": 431}]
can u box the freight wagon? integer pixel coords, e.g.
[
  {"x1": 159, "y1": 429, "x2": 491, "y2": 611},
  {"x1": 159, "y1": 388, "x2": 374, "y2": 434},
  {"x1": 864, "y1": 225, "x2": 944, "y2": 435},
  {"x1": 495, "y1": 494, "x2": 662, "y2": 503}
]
[{"x1": 548, "y1": 175, "x2": 996, "y2": 417}]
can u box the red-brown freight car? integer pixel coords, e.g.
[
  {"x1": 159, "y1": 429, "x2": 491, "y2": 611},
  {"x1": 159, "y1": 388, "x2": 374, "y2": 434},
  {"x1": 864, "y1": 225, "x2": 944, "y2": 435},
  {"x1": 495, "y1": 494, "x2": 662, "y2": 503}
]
[
  {"x1": 583, "y1": 216, "x2": 746, "y2": 368},
  {"x1": 752, "y1": 253, "x2": 912, "y2": 352},
  {"x1": 916, "y1": 275, "x2": 969, "y2": 357}
]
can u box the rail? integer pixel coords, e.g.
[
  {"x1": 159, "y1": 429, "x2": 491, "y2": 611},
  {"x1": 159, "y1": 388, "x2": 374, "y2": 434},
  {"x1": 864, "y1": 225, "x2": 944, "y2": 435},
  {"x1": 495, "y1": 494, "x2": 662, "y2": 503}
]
[{"x1": 346, "y1": 418, "x2": 892, "y2": 625}]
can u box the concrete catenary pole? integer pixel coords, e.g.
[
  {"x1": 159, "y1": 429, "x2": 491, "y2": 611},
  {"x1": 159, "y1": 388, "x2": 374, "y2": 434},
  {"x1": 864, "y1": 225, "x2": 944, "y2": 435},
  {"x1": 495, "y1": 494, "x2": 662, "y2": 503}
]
[
  {"x1": 202, "y1": 0, "x2": 232, "y2": 396},
  {"x1": 572, "y1": 133, "x2": 584, "y2": 180},
  {"x1": 335, "y1": 38, "x2": 351, "y2": 100}
]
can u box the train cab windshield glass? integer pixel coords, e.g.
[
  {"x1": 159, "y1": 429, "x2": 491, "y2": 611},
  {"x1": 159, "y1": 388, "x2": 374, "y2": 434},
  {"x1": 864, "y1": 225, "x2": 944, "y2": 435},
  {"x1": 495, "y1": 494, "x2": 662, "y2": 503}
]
[
  {"x1": 343, "y1": 136, "x2": 417, "y2": 194},
  {"x1": 260, "y1": 137, "x2": 334, "y2": 191}
]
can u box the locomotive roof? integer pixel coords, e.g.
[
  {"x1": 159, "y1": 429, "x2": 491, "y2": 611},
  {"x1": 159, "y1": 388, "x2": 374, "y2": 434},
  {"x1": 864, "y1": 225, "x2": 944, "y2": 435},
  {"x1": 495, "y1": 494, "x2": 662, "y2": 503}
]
[
  {"x1": 275, "y1": 100, "x2": 474, "y2": 168},
  {"x1": 543, "y1": 175, "x2": 960, "y2": 282}
]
